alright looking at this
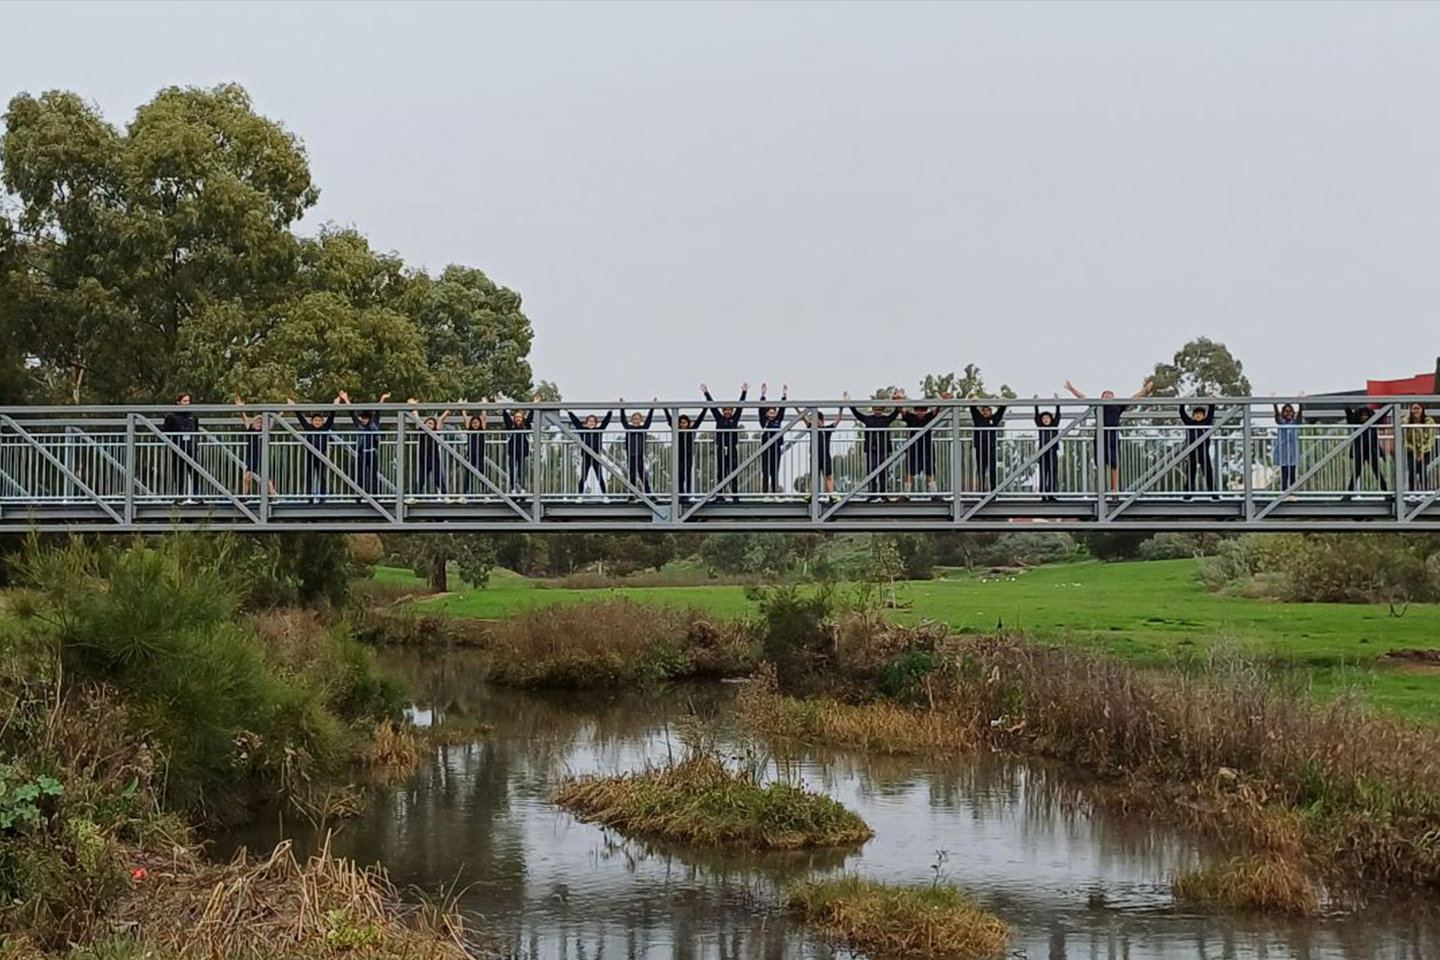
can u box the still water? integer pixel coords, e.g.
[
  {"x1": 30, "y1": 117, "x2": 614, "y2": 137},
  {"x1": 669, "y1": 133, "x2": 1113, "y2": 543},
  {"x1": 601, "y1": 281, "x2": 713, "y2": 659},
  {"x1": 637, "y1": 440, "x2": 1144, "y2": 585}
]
[{"x1": 225, "y1": 650, "x2": 1440, "y2": 960}]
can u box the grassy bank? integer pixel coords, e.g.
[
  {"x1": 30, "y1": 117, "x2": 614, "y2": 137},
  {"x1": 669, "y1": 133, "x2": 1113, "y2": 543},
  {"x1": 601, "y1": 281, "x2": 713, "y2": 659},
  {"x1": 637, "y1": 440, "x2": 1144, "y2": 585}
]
[
  {"x1": 373, "y1": 560, "x2": 1440, "y2": 720},
  {"x1": 786, "y1": 877, "x2": 1009, "y2": 960},
  {"x1": 553, "y1": 753, "x2": 872, "y2": 850}
]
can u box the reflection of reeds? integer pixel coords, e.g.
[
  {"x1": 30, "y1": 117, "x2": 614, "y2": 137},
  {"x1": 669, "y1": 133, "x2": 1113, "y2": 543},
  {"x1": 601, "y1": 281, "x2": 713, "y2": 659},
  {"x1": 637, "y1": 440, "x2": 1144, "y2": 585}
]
[
  {"x1": 1172, "y1": 855, "x2": 1321, "y2": 914},
  {"x1": 115, "y1": 838, "x2": 479, "y2": 959},
  {"x1": 553, "y1": 753, "x2": 873, "y2": 850},
  {"x1": 787, "y1": 876, "x2": 1009, "y2": 960}
]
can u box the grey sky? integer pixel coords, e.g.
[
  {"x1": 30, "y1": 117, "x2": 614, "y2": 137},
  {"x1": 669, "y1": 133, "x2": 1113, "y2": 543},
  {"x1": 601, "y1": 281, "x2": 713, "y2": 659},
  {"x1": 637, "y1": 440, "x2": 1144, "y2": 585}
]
[{"x1": 6, "y1": 1, "x2": 1440, "y2": 401}]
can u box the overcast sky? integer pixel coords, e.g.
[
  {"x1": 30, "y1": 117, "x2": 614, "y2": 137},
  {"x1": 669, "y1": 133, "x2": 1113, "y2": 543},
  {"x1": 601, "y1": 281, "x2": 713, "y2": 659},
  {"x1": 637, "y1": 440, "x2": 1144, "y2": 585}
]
[{"x1": 5, "y1": 1, "x2": 1440, "y2": 401}]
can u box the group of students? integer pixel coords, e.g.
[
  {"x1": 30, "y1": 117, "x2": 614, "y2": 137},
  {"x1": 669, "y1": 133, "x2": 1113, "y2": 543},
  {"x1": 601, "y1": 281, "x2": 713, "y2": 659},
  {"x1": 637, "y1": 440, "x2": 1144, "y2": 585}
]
[{"x1": 154, "y1": 385, "x2": 1440, "y2": 502}]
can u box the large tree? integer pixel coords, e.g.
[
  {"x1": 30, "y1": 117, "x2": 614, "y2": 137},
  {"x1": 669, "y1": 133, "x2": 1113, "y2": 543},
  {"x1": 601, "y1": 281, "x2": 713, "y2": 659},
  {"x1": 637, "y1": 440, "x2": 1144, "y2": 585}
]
[
  {"x1": 1149, "y1": 337, "x2": 1251, "y2": 397},
  {"x1": 0, "y1": 85, "x2": 317, "y2": 401}
]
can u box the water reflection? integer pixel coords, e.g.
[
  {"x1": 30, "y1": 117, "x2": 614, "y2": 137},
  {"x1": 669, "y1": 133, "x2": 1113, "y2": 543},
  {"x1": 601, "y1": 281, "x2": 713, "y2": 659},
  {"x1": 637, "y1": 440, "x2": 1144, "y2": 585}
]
[{"x1": 221, "y1": 649, "x2": 1440, "y2": 960}]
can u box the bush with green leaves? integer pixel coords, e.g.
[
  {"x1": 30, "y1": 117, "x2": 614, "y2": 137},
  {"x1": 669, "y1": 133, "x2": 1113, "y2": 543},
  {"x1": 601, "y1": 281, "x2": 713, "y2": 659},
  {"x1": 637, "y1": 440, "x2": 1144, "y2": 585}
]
[
  {"x1": 9, "y1": 535, "x2": 402, "y2": 823},
  {"x1": 748, "y1": 585, "x2": 836, "y2": 692}
]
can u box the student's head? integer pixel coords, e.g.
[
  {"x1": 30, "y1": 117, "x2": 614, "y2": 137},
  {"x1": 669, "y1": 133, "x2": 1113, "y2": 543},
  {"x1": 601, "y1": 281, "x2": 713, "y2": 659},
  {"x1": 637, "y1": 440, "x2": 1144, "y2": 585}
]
[
  {"x1": 424, "y1": 416, "x2": 438, "y2": 430},
  {"x1": 765, "y1": 406, "x2": 779, "y2": 420},
  {"x1": 893, "y1": 389, "x2": 908, "y2": 401},
  {"x1": 468, "y1": 415, "x2": 483, "y2": 430},
  {"x1": 679, "y1": 415, "x2": 692, "y2": 429},
  {"x1": 1410, "y1": 403, "x2": 1427, "y2": 421},
  {"x1": 358, "y1": 411, "x2": 373, "y2": 426},
  {"x1": 511, "y1": 410, "x2": 528, "y2": 426},
  {"x1": 1039, "y1": 411, "x2": 1054, "y2": 427},
  {"x1": 1101, "y1": 389, "x2": 1116, "y2": 400},
  {"x1": 584, "y1": 414, "x2": 599, "y2": 429},
  {"x1": 1191, "y1": 406, "x2": 1209, "y2": 422},
  {"x1": 630, "y1": 413, "x2": 645, "y2": 427},
  {"x1": 815, "y1": 411, "x2": 828, "y2": 425},
  {"x1": 721, "y1": 407, "x2": 736, "y2": 419},
  {"x1": 979, "y1": 405, "x2": 993, "y2": 418},
  {"x1": 1278, "y1": 404, "x2": 1296, "y2": 422},
  {"x1": 177, "y1": 392, "x2": 192, "y2": 405},
  {"x1": 310, "y1": 413, "x2": 326, "y2": 429}
]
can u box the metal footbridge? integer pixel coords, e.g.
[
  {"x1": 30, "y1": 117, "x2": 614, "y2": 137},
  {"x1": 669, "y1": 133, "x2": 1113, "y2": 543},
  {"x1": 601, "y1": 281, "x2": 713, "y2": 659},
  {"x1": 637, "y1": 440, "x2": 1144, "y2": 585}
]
[{"x1": 0, "y1": 397, "x2": 1435, "y2": 533}]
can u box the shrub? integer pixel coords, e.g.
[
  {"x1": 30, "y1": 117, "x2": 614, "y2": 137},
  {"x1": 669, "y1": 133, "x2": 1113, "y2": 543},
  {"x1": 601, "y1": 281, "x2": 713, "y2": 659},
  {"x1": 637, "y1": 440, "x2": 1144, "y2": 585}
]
[
  {"x1": 1200, "y1": 534, "x2": 1440, "y2": 604},
  {"x1": 749, "y1": 585, "x2": 836, "y2": 692},
  {"x1": 1137, "y1": 532, "x2": 1225, "y2": 562},
  {"x1": 9, "y1": 537, "x2": 400, "y2": 823}
]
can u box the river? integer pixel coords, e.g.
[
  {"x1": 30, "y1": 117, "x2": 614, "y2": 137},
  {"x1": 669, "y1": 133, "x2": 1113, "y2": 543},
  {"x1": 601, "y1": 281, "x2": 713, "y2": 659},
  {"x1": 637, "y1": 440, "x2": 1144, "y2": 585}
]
[{"x1": 222, "y1": 649, "x2": 1440, "y2": 960}]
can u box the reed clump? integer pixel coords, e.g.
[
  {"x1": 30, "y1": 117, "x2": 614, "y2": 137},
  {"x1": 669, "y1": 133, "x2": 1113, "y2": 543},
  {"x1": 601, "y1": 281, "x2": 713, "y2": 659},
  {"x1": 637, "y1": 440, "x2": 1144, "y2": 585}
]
[
  {"x1": 487, "y1": 599, "x2": 755, "y2": 688},
  {"x1": 1172, "y1": 855, "x2": 1321, "y2": 914},
  {"x1": 738, "y1": 666, "x2": 974, "y2": 755},
  {"x1": 786, "y1": 876, "x2": 1010, "y2": 960},
  {"x1": 552, "y1": 752, "x2": 872, "y2": 849}
]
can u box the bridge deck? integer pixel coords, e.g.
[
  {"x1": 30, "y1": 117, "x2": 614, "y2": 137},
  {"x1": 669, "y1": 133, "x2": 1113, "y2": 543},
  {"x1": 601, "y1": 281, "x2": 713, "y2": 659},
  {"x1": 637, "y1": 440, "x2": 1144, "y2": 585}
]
[{"x1": 0, "y1": 397, "x2": 1434, "y2": 532}]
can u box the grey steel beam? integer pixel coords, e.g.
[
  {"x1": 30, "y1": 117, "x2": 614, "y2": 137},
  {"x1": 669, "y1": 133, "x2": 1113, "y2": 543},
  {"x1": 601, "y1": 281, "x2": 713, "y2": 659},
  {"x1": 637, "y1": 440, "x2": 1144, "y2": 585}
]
[{"x1": 959, "y1": 404, "x2": 1093, "y2": 523}]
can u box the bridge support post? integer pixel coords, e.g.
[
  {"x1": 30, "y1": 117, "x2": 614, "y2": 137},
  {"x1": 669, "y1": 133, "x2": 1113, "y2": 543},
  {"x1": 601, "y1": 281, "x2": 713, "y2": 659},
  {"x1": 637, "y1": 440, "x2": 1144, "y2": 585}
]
[
  {"x1": 670, "y1": 404, "x2": 680, "y2": 524},
  {"x1": 395, "y1": 414, "x2": 407, "y2": 524},
  {"x1": 809, "y1": 407, "x2": 820, "y2": 522},
  {"x1": 950, "y1": 406, "x2": 962, "y2": 522},
  {"x1": 124, "y1": 413, "x2": 136, "y2": 526},
  {"x1": 260, "y1": 412, "x2": 272, "y2": 525},
  {"x1": 1094, "y1": 405, "x2": 1107, "y2": 523},
  {"x1": 1393, "y1": 402, "x2": 1407, "y2": 523},
  {"x1": 1242, "y1": 404, "x2": 1254, "y2": 521}
]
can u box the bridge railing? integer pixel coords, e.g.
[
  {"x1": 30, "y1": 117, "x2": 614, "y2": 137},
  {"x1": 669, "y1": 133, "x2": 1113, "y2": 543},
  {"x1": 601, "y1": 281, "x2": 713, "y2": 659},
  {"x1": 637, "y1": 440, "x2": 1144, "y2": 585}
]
[{"x1": 0, "y1": 398, "x2": 1434, "y2": 528}]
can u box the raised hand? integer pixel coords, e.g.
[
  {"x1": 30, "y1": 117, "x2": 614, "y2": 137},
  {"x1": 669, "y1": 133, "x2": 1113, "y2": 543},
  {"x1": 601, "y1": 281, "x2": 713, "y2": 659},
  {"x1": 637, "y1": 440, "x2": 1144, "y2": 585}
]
[
  {"x1": 337, "y1": 389, "x2": 350, "y2": 403},
  {"x1": 760, "y1": 382, "x2": 768, "y2": 396},
  {"x1": 741, "y1": 382, "x2": 749, "y2": 392},
  {"x1": 843, "y1": 391, "x2": 850, "y2": 401},
  {"x1": 379, "y1": 391, "x2": 391, "y2": 403},
  {"x1": 699, "y1": 382, "x2": 708, "y2": 394}
]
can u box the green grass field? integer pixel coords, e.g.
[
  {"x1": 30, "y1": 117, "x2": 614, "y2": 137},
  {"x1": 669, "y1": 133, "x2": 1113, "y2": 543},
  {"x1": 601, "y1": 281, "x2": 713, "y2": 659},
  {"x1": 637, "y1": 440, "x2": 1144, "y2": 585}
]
[{"x1": 375, "y1": 559, "x2": 1440, "y2": 720}]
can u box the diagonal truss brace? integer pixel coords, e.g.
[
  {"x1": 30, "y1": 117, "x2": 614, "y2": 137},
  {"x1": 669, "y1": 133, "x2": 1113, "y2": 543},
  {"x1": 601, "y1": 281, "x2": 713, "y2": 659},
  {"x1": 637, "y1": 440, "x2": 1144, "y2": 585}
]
[
  {"x1": 960, "y1": 405, "x2": 1095, "y2": 521},
  {"x1": 410, "y1": 418, "x2": 533, "y2": 522},
  {"x1": 820, "y1": 409, "x2": 949, "y2": 522},
  {"x1": 1254, "y1": 404, "x2": 1390, "y2": 521},
  {"x1": 544, "y1": 414, "x2": 665, "y2": 518},
  {"x1": 135, "y1": 418, "x2": 261, "y2": 524},
  {"x1": 1, "y1": 415, "x2": 124, "y2": 523},
  {"x1": 268, "y1": 416, "x2": 396, "y2": 522},
  {"x1": 679, "y1": 407, "x2": 812, "y2": 522},
  {"x1": 1108, "y1": 405, "x2": 1242, "y2": 519}
]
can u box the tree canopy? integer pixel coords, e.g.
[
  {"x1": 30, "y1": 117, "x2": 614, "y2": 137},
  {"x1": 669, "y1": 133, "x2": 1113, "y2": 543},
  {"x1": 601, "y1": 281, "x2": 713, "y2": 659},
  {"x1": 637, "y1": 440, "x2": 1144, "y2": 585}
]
[
  {"x1": 1148, "y1": 337, "x2": 1251, "y2": 398},
  {"x1": 0, "y1": 84, "x2": 534, "y2": 404}
]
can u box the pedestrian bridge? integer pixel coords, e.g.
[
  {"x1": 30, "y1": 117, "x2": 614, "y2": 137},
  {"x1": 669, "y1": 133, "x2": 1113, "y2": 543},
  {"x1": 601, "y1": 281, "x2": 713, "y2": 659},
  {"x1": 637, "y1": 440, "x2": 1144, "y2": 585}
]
[{"x1": 0, "y1": 397, "x2": 1434, "y2": 533}]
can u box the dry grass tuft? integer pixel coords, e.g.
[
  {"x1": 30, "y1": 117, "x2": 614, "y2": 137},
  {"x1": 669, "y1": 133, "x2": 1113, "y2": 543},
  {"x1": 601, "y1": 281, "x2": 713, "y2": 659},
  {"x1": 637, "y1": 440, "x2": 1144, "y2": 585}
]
[
  {"x1": 356, "y1": 719, "x2": 426, "y2": 773},
  {"x1": 114, "y1": 838, "x2": 480, "y2": 959},
  {"x1": 786, "y1": 876, "x2": 1010, "y2": 960},
  {"x1": 553, "y1": 753, "x2": 872, "y2": 850},
  {"x1": 1172, "y1": 855, "x2": 1321, "y2": 914}
]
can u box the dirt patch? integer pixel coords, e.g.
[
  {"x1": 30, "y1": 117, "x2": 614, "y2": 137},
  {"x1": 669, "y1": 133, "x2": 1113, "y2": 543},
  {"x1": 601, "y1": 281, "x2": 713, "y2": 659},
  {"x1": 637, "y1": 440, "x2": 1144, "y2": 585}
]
[{"x1": 1379, "y1": 649, "x2": 1440, "y2": 672}]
